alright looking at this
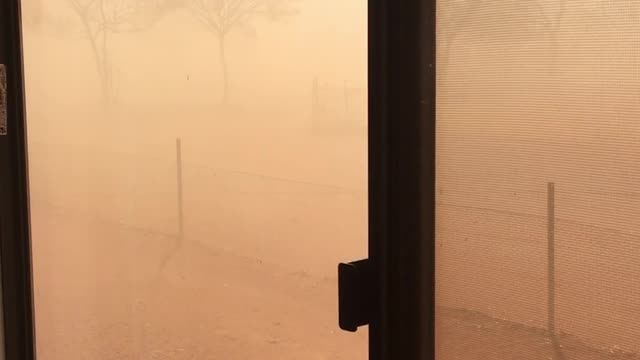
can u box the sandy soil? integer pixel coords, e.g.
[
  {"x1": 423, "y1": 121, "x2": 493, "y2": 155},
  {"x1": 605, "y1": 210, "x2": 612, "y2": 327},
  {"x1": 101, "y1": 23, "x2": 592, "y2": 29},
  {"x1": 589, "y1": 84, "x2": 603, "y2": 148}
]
[
  {"x1": 438, "y1": 308, "x2": 640, "y2": 360},
  {"x1": 31, "y1": 201, "x2": 640, "y2": 360},
  {"x1": 31, "y1": 203, "x2": 368, "y2": 359},
  {"x1": 437, "y1": 203, "x2": 640, "y2": 355},
  {"x1": 21, "y1": 3, "x2": 640, "y2": 358}
]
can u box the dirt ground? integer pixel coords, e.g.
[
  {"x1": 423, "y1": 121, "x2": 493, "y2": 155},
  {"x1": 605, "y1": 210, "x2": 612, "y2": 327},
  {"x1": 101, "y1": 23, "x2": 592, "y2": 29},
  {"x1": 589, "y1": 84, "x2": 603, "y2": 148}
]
[
  {"x1": 437, "y1": 201, "x2": 640, "y2": 354},
  {"x1": 31, "y1": 203, "x2": 368, "y2": 359},
  {"x1": 21, "y1": 3, "x2": 640, "y2": 358},
  {"x1": 24, "y1": 106, "x2": 640, "y2": 359},
  {"x1": 438, "y1": 308, "x2": 640, "y2": 360},
  {"x1": 31, "y1": 202, "x2": 640, "y2": 360}
]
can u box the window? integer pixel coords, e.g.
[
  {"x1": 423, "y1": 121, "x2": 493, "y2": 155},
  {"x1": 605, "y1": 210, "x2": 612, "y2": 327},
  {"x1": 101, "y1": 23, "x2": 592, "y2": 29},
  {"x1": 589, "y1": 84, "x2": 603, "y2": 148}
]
[
  {"x1": 16, "y1": 0, "x2": 368, "y2": 359},
  {"x1": 6, "y1": 1, "x2": 639, "y2": 360},
  {"x1": 437, "y1": 1, "x2": 640, "y2": 359}
]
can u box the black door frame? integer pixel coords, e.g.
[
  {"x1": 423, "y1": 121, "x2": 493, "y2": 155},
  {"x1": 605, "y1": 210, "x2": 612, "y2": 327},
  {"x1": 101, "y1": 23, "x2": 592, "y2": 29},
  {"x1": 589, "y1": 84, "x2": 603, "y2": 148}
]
[
  {"x1": 0, "y1": 0, "x2": 436, "y2": 359},
  {"x1": 0, "y1": 0, "x2": 37, "y2": 359},
  {"x1": 368, "y1": 0, "x2": 435, "y2": 359}
]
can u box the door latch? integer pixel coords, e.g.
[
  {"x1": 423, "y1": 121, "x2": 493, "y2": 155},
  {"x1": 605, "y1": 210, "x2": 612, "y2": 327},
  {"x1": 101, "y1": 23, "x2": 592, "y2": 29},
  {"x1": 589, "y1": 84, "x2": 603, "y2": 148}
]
[{"x1": 338, "y1": 258, "x2": 374, "y2": 332}]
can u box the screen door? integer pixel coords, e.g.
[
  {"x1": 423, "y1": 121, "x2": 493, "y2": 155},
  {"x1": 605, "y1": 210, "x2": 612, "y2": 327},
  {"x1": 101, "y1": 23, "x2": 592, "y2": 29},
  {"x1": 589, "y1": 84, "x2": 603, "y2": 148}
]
[
  {"x1": 19, "y1": 0, "x2": 368, "y2": 358},
  {"x1": 437, "y1": 1, "x2": 640, "y2": 359}
]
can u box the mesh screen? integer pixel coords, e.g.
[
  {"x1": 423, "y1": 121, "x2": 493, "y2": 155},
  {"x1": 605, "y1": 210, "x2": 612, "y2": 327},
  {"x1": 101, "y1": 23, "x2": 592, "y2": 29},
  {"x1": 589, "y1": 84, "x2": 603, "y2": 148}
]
[{"x1": 437, "y1": 1, "x2": 640, "y2": 359}]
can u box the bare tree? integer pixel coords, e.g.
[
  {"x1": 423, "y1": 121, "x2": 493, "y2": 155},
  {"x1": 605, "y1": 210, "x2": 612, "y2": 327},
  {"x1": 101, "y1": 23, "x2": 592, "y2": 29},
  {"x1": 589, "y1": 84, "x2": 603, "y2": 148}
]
[
  {"x1": 67, "y1": 0, "x2": 165, "y2": 108},
  {"x1": 188, "y1": 0, "x2": 296, "y2": 105},
  {"x1": 437, "y1": 0, "x2": 482, "y2": 78},
  {"x1": 438, "y1": 0, "x2": 567, "y2": 77},
  {"x1": 533, "y1": 0, "x2": 567, "y2": 73}
]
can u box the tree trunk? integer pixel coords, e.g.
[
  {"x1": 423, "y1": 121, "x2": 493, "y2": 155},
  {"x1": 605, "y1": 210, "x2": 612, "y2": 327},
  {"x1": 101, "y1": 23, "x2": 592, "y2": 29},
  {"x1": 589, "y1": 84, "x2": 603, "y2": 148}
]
[
  {"x1": 80, "y1": 16, "x2": 112, "y2": 111},
  {"x1": 101, "y1": 31, "x2": 114, "y2": 110},
  {"x1": 548, "y1": 1, "x2": 566, "y2": 76},
  {"x1": 80, "y1": 17, "x2": 106, "y2": 106},
  {"x1": 218, "y1": 34, "x2": 229, "y2": 105},
  {"x1": 97, "y1": 0, "x2": 114, "y2": 111}
]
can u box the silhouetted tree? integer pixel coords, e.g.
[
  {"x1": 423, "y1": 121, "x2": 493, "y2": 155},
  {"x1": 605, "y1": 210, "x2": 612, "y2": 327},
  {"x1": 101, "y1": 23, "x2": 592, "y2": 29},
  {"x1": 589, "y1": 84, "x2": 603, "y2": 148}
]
[
  {"x1": 437, "y1": 0, "x2": 481, "y2": 77},
  {"x1": 438, "y1": 0, "x2": 567, "y2": 76},
  {"x1": 533, "y1": 0, "x2": 567, "y2": 73},
  {"x1": 188, "y1": 0, "x2": 297, "y2": 105},
  {"x1": 67, "y1": 0, "x2": 165, "y2": 108}
]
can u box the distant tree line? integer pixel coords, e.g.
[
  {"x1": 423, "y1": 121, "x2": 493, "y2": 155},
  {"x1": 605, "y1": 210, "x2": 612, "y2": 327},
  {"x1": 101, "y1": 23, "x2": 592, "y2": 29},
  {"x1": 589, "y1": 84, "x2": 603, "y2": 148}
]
[{"x1": 29, "y1": 0, "x2": 296, "y2": 108}]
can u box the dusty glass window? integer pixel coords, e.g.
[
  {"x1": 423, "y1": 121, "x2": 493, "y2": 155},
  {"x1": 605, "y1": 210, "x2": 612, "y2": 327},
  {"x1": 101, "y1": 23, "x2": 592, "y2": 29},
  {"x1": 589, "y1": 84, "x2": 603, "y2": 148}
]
[{"x1": 21, "y1": 0, "x2": 368, "y2": 358}]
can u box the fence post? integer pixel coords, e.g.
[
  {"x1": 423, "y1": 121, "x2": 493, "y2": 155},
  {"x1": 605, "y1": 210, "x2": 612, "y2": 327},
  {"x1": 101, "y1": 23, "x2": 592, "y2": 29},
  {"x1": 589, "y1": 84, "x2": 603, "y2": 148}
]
[
  {"x1": 312, "y1": 77, "x2": 319, "y2": 119},
  {"x1": 547, "y1": 182, "x2": 556, "y2": 336},
  {"x1": 176, "y1": 138, "x2": 184, "y2": 240},
  {"x1": 157, "y1": 138, "x2": 185, "y2": 274},
  {"x1": 344, "y1": 80, "x2": 349, "y2": 115}
]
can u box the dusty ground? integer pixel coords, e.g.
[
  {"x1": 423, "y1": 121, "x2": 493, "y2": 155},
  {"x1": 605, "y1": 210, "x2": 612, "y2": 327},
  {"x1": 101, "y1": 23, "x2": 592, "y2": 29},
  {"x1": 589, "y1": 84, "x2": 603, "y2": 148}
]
[
  {"x1": 437, "y1": 202, "x2": 640, "y2": 354},
  {"x1": 31, "y1": 202, "x2": 640, "y2": 360},
  {"x1": 31, "y1": 203, "x2": 368, "y2": 359},
  {"x1": 25, "y1": 106, "x2": 640, "y2": 359},
  {"x1": 21, "y1": 3, "x2": 640, "y2": 358},
  {"x1": 438, "y1": 308, "x2": 640, "y2": 360}
]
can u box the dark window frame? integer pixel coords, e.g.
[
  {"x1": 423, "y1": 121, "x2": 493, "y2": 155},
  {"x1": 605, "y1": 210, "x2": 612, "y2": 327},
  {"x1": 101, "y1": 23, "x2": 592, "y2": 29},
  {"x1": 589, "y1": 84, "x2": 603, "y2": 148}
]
[
  {"x1": 368, "y1": 0, "x2": 435, "y2": 359},
  {"x1": 0, "y1": 0, "x2": 37, "y2": 359}
]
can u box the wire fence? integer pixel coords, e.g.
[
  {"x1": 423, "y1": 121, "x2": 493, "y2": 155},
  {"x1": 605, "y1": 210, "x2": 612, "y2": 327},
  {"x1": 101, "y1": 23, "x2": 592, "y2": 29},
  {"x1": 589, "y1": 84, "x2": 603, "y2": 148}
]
[
  {"x1": 27, "y1": 137, "x2": 367, "y2": 276},
  {"x1": 311, "y1": 77, "x2": 367, "y2": 135},
  {"x1": 26, "y1": 137, "x2": 640, "y2": 354},
  {"x1": 437, "y1": 183, "x2": 640, "y2": 355}
]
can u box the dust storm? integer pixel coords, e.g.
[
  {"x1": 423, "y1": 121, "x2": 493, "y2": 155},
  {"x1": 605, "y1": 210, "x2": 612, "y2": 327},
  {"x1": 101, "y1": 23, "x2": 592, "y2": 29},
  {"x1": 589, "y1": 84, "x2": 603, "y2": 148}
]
[
  {"x1": 18, "y1": 0, "x2": 640, "y2": 359},
  {"x1": 22, "y1": 0, "x2": 367, "y2": 358},
  {"x1": 437, "y1": 1, "x2": 640, "y2": 359}
]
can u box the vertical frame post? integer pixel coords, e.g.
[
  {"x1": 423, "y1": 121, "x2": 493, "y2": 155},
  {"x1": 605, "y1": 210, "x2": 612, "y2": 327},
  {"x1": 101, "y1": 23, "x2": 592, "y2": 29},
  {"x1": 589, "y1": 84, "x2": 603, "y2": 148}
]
[
  {"x1": 368, "y1": 0, "x2": 435, "y2": 359},
  {"x1": 0, "y1": 0, "x2": 37, "y2": 358}
]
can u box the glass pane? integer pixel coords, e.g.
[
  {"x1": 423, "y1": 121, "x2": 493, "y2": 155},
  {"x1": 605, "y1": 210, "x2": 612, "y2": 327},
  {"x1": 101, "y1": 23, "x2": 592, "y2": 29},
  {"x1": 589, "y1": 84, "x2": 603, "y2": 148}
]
[
  {"x1": 437, "y1": 1, "x2": 640, "y2": 359},
  {"x1": 21, "y1": 0, "x2": 367, "y2": 358}
]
